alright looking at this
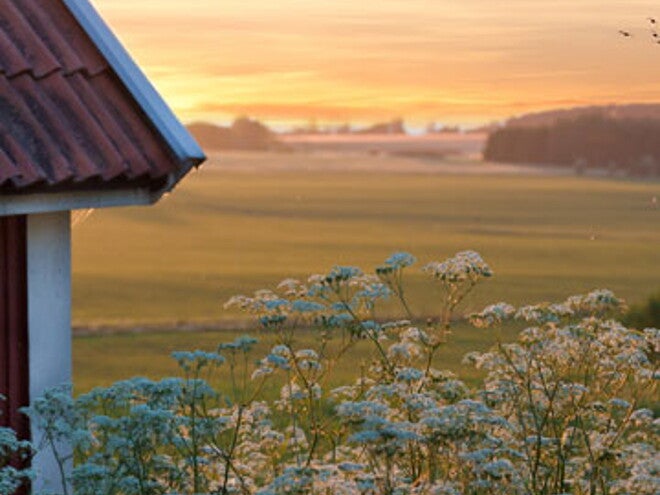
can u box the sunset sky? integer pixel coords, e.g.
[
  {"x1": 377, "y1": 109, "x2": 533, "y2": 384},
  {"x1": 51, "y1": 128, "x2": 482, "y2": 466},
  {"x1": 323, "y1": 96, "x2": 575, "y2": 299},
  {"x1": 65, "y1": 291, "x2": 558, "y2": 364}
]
[{"x1": 92, "y1": 0, "x2": 660, "y2": 128}]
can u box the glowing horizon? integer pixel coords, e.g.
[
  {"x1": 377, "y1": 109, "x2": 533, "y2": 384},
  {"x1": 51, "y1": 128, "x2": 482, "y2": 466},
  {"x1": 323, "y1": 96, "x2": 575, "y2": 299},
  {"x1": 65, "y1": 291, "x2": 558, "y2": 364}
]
[{"x1": 92, "y1": 0, "x2": 660, "y2": 127}]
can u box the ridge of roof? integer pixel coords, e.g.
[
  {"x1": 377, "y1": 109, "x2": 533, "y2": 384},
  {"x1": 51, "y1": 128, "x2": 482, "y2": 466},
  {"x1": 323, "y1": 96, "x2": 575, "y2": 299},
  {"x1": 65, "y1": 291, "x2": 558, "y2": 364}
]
[{"x1": 61, "y1": 0, "x2": 205, "y2": 192}]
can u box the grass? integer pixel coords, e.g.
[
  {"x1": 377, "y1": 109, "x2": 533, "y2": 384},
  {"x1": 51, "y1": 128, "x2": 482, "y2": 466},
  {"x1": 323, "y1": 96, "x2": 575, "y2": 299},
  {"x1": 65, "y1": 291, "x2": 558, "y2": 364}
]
[
  {"x1": 73, "y1": 323, "x2": 518, "y2": 394},
  {"x1": 72, "y1": 151, "x2": 659, "y2": 391}
]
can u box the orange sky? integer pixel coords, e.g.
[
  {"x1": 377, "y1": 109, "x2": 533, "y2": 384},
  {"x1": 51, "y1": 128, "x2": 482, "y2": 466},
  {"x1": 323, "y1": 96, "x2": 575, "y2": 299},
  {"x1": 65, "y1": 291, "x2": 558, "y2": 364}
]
[{"x1": 92, "y1": 0, "x2": 660, "y2": 127}]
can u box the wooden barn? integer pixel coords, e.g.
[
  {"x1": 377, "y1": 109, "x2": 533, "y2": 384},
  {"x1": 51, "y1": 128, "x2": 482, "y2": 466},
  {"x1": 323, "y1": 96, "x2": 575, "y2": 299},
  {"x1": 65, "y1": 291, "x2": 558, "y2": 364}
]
[{"x1": 0, "y1": 0, "x2": 205, "y2": 491}]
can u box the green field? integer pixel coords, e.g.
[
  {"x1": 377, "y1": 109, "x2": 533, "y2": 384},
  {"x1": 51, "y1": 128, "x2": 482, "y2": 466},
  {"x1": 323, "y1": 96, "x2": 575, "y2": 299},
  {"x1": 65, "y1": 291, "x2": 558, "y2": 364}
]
[
  {"x1": 73, "y1": 323, "x2": 515, "y2": 394},
  {"x1": 72, "y1": 152, "x2": 659, "y2": 391}
]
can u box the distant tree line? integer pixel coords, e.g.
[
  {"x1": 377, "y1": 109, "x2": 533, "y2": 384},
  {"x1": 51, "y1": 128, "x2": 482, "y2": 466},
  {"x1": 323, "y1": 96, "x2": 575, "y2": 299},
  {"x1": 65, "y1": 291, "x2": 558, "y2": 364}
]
[
  {"x1": 288, "y1": 118, "x2": 407, "y2": 136},
  {"x1": 484, "y1": 114, "x2": 660, "y2": 176},
  {"x1": 356, "y1": 118, "x2": 406, "y2": 135}
]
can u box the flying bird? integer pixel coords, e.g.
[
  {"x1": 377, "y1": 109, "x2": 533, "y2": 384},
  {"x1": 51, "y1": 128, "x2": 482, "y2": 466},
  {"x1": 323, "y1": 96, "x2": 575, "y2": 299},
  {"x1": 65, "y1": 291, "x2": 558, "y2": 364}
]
[
  {"x1": 619, "y1": 30, "x2": 632, "y2": 37},
  {"x1": 648, "y1": 17, "x2": 656, "y2": 24}
]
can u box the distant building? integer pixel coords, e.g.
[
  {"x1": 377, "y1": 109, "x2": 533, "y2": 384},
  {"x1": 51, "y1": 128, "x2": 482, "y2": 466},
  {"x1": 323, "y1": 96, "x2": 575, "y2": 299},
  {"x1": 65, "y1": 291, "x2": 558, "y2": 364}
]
[
  {"x1": 573, "y1": 157, "x2": 588, "y2": 176},
  {"x1": 634, "y1": 155, "x2": 659, "y2": 177}
]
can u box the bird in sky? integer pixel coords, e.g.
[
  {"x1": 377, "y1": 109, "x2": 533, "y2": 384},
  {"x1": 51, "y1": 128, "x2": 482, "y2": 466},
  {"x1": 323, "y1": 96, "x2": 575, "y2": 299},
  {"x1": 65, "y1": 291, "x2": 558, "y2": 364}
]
[
  {"x1": 648, "y1": 17, "x2": 659, "y2": 41},
  {"x1": 619, "y1": 30, "x2": 632, "y2": 37}
]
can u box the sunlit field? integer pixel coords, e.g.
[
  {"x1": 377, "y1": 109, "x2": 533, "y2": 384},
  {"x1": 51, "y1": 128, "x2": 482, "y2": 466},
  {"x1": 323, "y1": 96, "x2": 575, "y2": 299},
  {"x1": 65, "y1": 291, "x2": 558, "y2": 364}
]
[
  {"x1": 72, "y1": 323, "x2": 498, "y2": 393},
  {"x1": 72, "y1": 151, "x2": 659, "y2": 391}
]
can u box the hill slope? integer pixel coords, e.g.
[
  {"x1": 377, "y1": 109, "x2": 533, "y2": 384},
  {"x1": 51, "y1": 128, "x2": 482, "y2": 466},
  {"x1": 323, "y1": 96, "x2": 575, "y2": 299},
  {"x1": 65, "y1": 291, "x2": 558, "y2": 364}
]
[
  {"x1": 507, "y1": 103, "x2": 660, "y2": 128},
  {"x1": 188, "y1": 118, "x2": 285, "y2": 151}
]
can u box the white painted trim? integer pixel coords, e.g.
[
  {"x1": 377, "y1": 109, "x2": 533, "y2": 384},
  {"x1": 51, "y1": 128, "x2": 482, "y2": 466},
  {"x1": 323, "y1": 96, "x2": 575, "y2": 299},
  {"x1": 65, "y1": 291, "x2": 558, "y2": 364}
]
[
  {"x1": 0, "y1": 188, "x2": 154, "y2": 216},
  {"x1": 27, "y1": 212, "x2": 72, "y2": 494},
  {"x1": 62, "y1": 0, "x2": 205, "y2": 168}
]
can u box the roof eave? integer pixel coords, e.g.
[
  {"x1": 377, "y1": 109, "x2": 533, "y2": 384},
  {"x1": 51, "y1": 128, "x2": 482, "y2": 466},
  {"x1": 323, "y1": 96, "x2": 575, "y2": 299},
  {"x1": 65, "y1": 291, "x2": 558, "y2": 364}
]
[
  {"x1": 62, "y1": 0, "x2": 206, "y2": 180},
  {"x1": 0, "y1": 188, "x2": 155, "y2": 216}
]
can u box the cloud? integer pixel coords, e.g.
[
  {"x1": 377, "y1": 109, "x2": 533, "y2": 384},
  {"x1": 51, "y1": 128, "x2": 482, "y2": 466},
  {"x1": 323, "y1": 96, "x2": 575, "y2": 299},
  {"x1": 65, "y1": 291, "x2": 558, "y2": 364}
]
[{"x1": 93, "y1": 0, "x2": 660, "y2": 124}]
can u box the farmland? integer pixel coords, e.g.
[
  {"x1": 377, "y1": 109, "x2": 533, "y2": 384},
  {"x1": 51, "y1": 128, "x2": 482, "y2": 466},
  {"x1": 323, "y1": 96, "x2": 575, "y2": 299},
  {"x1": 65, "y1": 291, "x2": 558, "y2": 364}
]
[{"x1": 72, "y1": 150, "x2": 659, "y2": 391}]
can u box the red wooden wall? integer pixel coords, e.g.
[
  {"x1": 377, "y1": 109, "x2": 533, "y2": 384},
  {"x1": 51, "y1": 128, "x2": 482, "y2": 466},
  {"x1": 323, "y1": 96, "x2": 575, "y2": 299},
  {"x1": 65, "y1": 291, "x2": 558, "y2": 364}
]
[{"x1": 0, "y1": 215, "x2": 30, "y2": 491}]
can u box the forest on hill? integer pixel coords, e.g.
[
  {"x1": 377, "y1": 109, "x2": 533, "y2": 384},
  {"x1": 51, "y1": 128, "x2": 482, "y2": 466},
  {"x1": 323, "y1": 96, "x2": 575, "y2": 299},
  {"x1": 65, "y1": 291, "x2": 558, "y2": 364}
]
[
  {"x1": 503, "y1": 103, "x2": 660, "y2": 128},
  {"x1": 484, "y1": 114, "x2": 660, "y2": 176}
]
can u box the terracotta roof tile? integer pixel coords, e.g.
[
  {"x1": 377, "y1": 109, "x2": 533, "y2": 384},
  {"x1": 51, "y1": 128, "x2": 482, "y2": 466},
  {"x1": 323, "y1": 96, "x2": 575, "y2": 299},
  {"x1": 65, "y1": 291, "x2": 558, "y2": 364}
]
[{"x1": 0, "y1": 0, "x2": 182, "y2": 194}]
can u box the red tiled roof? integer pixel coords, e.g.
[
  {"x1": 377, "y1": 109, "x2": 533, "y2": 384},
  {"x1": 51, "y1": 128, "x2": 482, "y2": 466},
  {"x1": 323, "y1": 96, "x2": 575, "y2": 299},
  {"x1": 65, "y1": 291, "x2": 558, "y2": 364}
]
[{"x1": 0, "y1": 0, "x2": 186, "y2": 194}]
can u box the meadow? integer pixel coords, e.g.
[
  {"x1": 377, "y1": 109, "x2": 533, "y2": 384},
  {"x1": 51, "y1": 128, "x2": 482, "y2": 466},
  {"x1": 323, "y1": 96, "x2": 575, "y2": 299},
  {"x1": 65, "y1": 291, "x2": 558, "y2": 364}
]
[{"x1": 72, "y1": 151, "x2": 659, "y2": 391}]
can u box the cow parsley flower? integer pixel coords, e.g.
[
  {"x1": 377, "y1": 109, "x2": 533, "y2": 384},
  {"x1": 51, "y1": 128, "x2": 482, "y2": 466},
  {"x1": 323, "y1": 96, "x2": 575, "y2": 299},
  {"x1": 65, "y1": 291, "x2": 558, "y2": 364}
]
[
  {"x1": 422, "y1": 250, "x2": 492, "y2": 283},
  {"x1": 470, "y1": 302, "x2": 516, "y2": 328}
]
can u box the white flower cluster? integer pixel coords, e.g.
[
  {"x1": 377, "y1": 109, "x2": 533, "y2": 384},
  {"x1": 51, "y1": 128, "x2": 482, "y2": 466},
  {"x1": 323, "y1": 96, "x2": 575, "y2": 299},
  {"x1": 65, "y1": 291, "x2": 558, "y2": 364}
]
[
  {"x1": 470, "y1": 303, "x2": 516, "y2": 328},
  {"x1": 470, "y1": 289, "x2": 630, "y2": 328},
  {"x1": 20, "y1": 252, "x2": 658, "y2": 495},
  {"x1": 422, "y1": 250, "x2": 493, "y2": 284}
]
